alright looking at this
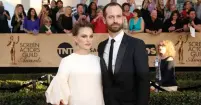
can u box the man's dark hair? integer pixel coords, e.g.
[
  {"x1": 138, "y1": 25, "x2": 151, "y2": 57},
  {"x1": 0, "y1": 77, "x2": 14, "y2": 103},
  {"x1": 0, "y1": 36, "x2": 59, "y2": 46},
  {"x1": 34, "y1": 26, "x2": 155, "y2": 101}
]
[
  {"x1": 77, "y1": 3, "x2": 84, "y2": 8},
  {"x1": 57, "y1": 0, "x2": 63, "y2": 4},
  {"x1": 72, "y1": 20, "x2": 93, "y2": 36},
  {"x1": 103, "y1": 2, "x2": 122, "y2": 17},
  {"x1": 187, "y1": 8, "x2": 196, "y2": 14}
]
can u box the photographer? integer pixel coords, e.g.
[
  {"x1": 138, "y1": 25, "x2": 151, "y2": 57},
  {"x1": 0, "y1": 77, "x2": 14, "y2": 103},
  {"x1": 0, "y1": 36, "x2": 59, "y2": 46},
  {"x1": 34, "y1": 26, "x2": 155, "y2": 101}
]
[{"x1": 0, "y1": 1, "x2": 11, "y2": 33}]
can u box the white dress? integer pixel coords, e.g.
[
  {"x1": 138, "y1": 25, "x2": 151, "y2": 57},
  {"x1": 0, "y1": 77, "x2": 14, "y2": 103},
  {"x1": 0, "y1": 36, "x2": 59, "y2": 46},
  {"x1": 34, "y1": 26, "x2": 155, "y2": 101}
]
[{"x1": 45, "y1": 53, "x2": 104, "y2": 105}]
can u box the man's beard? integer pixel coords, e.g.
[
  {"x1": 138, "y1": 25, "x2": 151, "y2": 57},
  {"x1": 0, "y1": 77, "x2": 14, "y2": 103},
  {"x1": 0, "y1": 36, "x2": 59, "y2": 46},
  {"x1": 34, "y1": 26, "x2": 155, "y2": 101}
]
[{"x1": 107, "y1": 23, "x2": 123, "y2": 33}]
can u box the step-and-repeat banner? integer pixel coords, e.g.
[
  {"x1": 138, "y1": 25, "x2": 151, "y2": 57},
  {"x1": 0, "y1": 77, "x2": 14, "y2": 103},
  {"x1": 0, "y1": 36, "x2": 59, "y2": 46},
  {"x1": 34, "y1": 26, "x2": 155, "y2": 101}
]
[{"x1": 0, "y1": 32, "x2": 200, "y2": 67}]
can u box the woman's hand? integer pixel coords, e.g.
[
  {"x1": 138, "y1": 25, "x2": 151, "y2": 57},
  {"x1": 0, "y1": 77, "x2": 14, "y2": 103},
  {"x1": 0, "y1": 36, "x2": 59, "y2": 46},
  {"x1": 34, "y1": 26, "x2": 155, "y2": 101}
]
[{"x1": 168, "y1": 26, "x2": 175, "y2": 32}]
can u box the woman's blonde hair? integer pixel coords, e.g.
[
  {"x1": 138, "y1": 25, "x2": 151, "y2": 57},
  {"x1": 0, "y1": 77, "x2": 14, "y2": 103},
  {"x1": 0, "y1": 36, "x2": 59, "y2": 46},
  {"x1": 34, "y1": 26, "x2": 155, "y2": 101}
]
[
  {"x1": 64, "y1": 6, "x2": 72, "y2": 15},
  {"x1": 157, "y1": 40, "x2": 176, "y2": 58},
  {"x1": 96, "y1": 8, "x2": 102, "y2": 13},
  {"x1": 14, "y1": 4, "x2": 23, "y2": 20}
]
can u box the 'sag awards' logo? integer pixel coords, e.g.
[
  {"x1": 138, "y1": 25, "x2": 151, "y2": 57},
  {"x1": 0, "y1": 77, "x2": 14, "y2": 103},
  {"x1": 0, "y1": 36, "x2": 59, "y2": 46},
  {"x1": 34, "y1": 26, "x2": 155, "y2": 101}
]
[
  {"x1": 146, "y1": 44, "x2": 157, "y2": 56},
  {"x1": 57, "y1": 42, "x2": 73, "y2": 58}
]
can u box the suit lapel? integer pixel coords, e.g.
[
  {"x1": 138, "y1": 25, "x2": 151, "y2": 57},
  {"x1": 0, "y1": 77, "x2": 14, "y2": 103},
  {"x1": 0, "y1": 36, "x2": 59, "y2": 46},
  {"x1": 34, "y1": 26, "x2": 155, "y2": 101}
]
[
  {"x1": 114, "y1": 34, "x2": 128, "y2": 75},
  {"x1": 99, "y1": 39, "x2": 108, "y2": 58},
  {"x1": 99, "y1": 39, "x2": 108, "y2": 72}
]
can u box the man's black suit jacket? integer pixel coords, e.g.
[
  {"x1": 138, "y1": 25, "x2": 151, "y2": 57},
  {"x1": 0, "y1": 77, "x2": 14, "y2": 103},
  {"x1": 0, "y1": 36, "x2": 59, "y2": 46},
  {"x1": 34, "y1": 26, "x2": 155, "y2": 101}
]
[{"x1": 98, "y1": 33, "x2": 150, "y2": 105}]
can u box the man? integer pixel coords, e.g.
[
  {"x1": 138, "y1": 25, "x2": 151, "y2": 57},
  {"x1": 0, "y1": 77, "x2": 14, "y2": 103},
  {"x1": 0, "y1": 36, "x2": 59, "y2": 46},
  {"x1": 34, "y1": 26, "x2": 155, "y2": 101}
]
[
  {"x1": 50, "y1": 0, "x2": 58, "y2": 26},
  {"x1": 145, "y1": 10, "x2": 163, "y2": 35},
  {"x1": 98, "y1": 2, "x2": 150, "y2": 105},
  {"x1": 56, "y1": 0, "x2": 64, "y2": 21},
  {"x1": 0, "y1": 1, "x2": 11, "y2": 33},
  {"x1": 81, "y1": 0, "x2": 88, "y2": 14},
  {"x1": 183, "y1": 8, "x2": 201, "y2": 32},
  {"x1": 73, "y1": 4, "x2": 90, "y2": 24}
]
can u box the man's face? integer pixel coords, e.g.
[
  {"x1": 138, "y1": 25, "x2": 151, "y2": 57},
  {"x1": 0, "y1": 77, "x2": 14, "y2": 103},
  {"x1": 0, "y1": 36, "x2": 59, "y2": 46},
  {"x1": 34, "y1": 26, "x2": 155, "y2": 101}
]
[
  {"x1": 189, "y1": 11, "x2": 196, "y2": 20},
  {"x1": 151, "y1": 10, "x2": 157, "y2": 20},
  {"x1": 57, "y1": 2, "x2": 63, "y2": 8},
  {"x1": 105, "y1": 5, "x2": 123, "y2": 33},
  {"x1": 77, "y1": 5, "x2": 83, "y2": 14}
]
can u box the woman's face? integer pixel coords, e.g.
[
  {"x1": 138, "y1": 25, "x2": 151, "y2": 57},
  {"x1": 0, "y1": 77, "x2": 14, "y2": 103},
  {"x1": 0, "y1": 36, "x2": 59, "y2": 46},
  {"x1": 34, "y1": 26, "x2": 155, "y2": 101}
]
[
  {"x1": 66, "y1": 7, "x2": 72, "y2": 15},
  {"x1": 42, "y1": 6, "x2": 47, "y2": 12},
  {"x1": 18, "y1": 6, "x2": 23, "y2": 14},
  {"x1": 124, "y1": 5, "x2": 130, "y2": 12},
  {"x1": 185, "y1": 2, "x2": 192, "y2": 9},
  {"x1": 74, "y1": 27, "x2": 93, "y2": 51},
  {"x1": 133, "y1": 11, "x2": 138, "y2": 18},
  {"x1": 31, "y1": 9, "x2": 36, "y2": 16},
  {"x1": 97, "y1": 10, "x2": 103, "y2": 17},
  {"x1": 158, "y1": 42, "x2": 167, "y2": 55},
  {"x1": 91, "y1": 3, "x2": 96, "y2": 10},
  {"x1": 172, "y1": 13, "x2": 178, "y2": 20}
]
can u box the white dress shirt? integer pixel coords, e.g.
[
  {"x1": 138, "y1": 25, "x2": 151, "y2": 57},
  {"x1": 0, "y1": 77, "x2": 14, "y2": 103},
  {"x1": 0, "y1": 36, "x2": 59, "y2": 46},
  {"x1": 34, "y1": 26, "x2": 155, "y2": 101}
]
[{"x1": 103, "y1": 30, "x2": 124, "y2": 73}]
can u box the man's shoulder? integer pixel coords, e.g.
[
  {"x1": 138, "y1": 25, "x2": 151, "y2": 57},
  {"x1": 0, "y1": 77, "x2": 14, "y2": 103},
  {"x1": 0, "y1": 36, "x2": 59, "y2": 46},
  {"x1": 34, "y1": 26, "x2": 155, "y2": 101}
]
[
  {"x1": 195, "y1": 18, "x2": 201, "y2": 24},
  {"x1": 124, "y1": 34, "x2": 144, "y2": 44},
  {"x1": 99, "y1": 38, "x2": 108, "y2": 45}
]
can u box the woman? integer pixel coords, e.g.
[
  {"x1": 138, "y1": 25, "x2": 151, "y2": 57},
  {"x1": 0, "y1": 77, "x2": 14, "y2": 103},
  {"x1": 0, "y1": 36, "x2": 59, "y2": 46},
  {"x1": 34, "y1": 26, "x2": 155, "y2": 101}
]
[
  {"x1": 156, "y1": 0, "x2": 164, "y2": 21},
  {"x1": 87, "y1": 2, "x2": 97, "y2": 21},
  {"x1": 23, "y1": 8, "x2": 40, "y2": 34},
  {"x1": 91, "y1": 8, "x2": 107, "y2": 33},
  {"x1": 156, "y1": 40, "x2": 178, "y2": 91},
  {"x1": 129, "y1": 9, "x2": 144, "y2": 33},
  {"x1": 181, "y1": 1, "x2": 193, "y2": 20},
  {"x1": 164, "y1": 4, "x2": 177, "y2": 22},
  {"x1": 57, "y1": 6, "x2": 73, "y2": 33},
  {"x1": 38, "y1": 4, "x2": 51, "y2": 27},
  {"x1": 122, "y1": 3, "x2": 133, "y2": 22},
  {"x1": 141, "y1": 0, "x2": 154, "y2": 23},
  {"x1": 45, "y1": 20, "x2": 104, "y2": 105},
  {"x1": 39, "y1": 16, "x2": 56, "y2": 34},
  {"x1": 0, "y1": 1, "x2": 11, "y2": 33},
  {"x1": 163, "y1": 10, "x2": 183, "y2": 32},
  {"x1": 11, "y1": 4, "x2": 26, "y2": 33}
]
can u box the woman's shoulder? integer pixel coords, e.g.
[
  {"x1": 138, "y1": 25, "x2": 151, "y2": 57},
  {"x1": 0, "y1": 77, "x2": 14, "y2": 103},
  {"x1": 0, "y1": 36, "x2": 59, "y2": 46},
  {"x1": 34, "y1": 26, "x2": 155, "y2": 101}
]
[
  {"x1": 129, "y1": 18, "x2": 134, "y2": 23},
  {"x1": 89, "y1": 54, "x2": 100, "y2": 60}
]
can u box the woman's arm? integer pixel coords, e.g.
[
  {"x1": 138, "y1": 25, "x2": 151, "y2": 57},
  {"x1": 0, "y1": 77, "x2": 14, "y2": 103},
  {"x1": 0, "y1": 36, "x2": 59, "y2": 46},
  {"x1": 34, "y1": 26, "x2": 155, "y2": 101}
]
[
  {"x1": 45, "y1": 58, "x2": 71, "y2": 105},
  {"x1": 23, "y1": 18, "x2": 29, "y2": 33},
  {"x1": 11, "y1": 15, "x2": 17, "y2": 27},
  {"x1": 134, "y1": 18, "x2": 145, "y2": 33},
  {"x1": 36, "y1": 18, "x2": 40, "y2": 31}
]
